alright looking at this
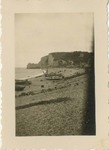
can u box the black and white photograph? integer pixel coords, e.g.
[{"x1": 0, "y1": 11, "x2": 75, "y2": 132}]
[{"x1": 15, "y1": 13, "x2": 96, "y2": 136}]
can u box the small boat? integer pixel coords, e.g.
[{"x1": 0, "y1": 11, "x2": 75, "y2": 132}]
[
  {"x1": 44, "y1": 71, "x2": 64, "y2": 80},
  {"x1": 15, "y1": 79, "x2": 31, "y2": 85},
  {"x1": 45, "y1": 75, "x2": 64, "y2": 80},
  {"x1": 15, "y1": 85, "x2": 25, "y2": 91}
]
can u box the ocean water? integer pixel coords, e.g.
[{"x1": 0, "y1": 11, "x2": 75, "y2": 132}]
[{"x1": 15, "y1": 68, "x2": 43, "y2": 80}]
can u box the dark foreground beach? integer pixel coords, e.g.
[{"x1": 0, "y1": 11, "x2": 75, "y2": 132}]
[{"x1": 15, "y1": 68, "x2": 95, "y2": 136}]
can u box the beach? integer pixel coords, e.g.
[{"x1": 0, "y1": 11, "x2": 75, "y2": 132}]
[{"x1": 15, "y1": 68, "x2": 95, "y2": 136}]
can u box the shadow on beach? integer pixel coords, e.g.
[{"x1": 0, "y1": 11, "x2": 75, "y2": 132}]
[{"x1": 82, "y1": 69, "x2": 96, "y2": 135}]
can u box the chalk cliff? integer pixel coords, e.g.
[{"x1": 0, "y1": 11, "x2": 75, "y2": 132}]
[{"x1": 27, "y1": 51, "x2": 94, "y2": 69}]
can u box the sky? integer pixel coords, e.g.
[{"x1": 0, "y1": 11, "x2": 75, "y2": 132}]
[{"x1": 15, "y1": 13, "x2": 94, "y2": 68}]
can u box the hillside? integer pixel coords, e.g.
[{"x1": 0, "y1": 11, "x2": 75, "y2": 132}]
[{"x1": 27, "y1": 51, "x2": 94, "y2": 69}]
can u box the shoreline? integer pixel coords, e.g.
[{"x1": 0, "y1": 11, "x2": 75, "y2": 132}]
[
  {"x1": 15, "y1": 68, "x2": 86, "y2": 94},
  {"x1": 15, "y1": 73, "x2": 44, "y2": 81},
  {"x1": 15, "y1": 69, "x2": 46, "y2": 81}
]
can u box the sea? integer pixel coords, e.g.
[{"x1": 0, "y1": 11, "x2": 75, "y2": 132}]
[{"x1": 15, "y1": 68, "x2": 44, "y2": 80}]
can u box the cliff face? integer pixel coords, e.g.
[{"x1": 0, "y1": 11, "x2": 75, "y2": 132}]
[
  {"x1": 27, "y1": 51, "x2": 94, "y2": 69},
  {"x1": 38, "y1": 56, "x2": 48, "y2": 68},
  {"x1": 27, "y1": 63, "x2": 40, "y2": 69}
]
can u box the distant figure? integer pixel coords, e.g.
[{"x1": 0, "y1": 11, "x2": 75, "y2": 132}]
[{"x1": 46, "y1": 69, "x2": 48, "y2": 74}]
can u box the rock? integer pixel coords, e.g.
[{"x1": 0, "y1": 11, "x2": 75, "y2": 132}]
[{"x1": 41, "y1": 85, "x2": 44, "y2": 88}]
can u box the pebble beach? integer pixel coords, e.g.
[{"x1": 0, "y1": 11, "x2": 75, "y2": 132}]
[{"x1": 15, "y1": 68, "x2": 95, "y2": 136}]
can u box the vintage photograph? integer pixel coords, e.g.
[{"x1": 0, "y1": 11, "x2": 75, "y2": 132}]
[{"x1": 15, "y1": 13, "x2": 96, "y2": 136}]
